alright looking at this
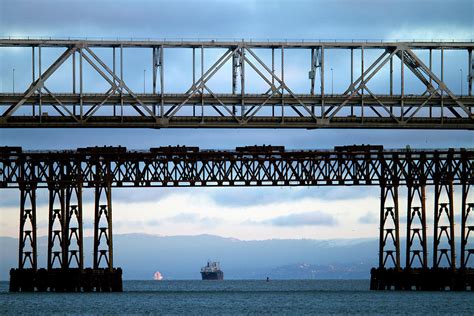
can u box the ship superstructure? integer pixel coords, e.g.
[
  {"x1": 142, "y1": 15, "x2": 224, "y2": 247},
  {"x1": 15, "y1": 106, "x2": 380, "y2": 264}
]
[{"x1": 200, "y1": 261, "x2": 224, "y2": 280}]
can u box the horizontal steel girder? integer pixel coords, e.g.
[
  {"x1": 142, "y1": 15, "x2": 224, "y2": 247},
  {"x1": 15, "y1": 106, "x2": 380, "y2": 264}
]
[
  {"x1": 1, "y1": 39, "x2": 473, "y2": 49},
  {"x1": 0, "y1": 147, "x2": 472, "y2": 188},
  {"x1": 1, "y1": 39, "x2": 473, "y2": 129},
  {"x1": 0, "y1": 94, "x2": 473, "y2": 129}
]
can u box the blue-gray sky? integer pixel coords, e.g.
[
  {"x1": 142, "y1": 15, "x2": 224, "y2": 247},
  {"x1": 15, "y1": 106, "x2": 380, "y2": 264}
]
[{"x1": 0, "y1": 0, "x2": 472, "y2": 240}]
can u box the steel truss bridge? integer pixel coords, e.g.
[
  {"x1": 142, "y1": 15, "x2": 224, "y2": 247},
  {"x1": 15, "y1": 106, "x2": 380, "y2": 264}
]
[
  {"x1": 0, "y1": 39, "x2": 473, "y2": 129},
  {"x1": 2, "y1": 146, "x2": 473, "y2": 291}
]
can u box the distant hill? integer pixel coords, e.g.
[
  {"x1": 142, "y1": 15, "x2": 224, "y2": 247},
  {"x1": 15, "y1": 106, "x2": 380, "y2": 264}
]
[
  {"x1": 266, "y1": 262, "x2": 371, "y2": 280},
  {"x1": 0, "y1": 234, "x2": 379, "y2": 280},
  {"x1": 2, "y1": 234, "x2": 455, "y2": 281},
  {"x1": 1, "y1": 234, "x2": 456, "y2": 280},
  {"x1": 113, "y1": 234, "x2": 379, "y2": 280}
]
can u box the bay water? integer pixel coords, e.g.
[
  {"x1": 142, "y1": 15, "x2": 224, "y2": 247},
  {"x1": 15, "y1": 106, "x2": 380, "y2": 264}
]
[{"x1": 1, "y1": 280, "x2": 473, "y2": 315}]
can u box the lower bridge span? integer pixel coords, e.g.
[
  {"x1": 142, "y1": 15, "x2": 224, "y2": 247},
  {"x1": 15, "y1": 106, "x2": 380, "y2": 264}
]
[{"x1": 1, "y1": 145, "x2": 473, "y2": 291}]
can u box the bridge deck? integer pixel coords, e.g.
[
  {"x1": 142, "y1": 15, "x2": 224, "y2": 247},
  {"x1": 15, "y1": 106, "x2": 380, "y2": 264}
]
[
  {"x1": 1, "y1": 147, "x2": 472, "y2": 187},
  {"x1": 1, "y1": 38, "x2": 473, "y2": 49},
  {"x1": 1, "y1": 39, "x2": 472, "y2": 129}
]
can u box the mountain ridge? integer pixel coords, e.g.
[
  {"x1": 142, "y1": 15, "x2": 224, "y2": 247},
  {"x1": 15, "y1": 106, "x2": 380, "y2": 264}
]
[
  {"x1": 1, "y1": 233, "x2": 455, "y2": 281},
  {"x1": 0, "y1": 233, "x2": 378, "y2": 280}
]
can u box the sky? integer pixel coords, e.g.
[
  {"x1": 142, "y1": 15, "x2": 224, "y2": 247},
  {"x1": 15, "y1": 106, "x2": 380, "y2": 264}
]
[{"x1": 0, "y1": 0, "x2": 473, "y2": 241}]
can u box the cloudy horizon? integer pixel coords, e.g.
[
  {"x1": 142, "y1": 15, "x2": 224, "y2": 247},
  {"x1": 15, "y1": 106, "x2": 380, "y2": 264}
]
[{"x1": 0, "y1": 0, "x2": 472, "y2": 241}]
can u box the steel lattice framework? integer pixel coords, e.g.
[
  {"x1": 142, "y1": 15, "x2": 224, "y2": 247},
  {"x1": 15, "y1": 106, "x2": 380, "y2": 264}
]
[
  {"x1": 0, "y1": 39, "x2": 473, "y2": 129},
  {"x1": 1, "y1": 146, "x2": 472, "y2": 187},
  {"x1": 2, "y1": 145, "x2": 474, "y2": 291}
]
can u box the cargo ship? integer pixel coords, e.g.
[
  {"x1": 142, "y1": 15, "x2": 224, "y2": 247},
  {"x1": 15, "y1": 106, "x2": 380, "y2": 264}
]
[{"x1": 201, "y1": 261, "x2": 224, "y2": 280}]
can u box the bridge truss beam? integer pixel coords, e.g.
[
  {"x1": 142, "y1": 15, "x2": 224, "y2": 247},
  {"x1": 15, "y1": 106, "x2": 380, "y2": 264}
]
[
  {"x1": 0, "y1": 147, "x2": 472, "y2": 187},
  {"x1": 2, "y1": 146, "x2": 473, "y2": 291},
  {"x1": 0, "y1": 39, "x2": 473, "y2": 129}
]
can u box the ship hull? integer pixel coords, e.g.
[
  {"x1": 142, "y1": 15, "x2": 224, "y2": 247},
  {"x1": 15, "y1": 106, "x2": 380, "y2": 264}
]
[{"x1": 201, "y1": 271, "x2": 224, "y2": 280}]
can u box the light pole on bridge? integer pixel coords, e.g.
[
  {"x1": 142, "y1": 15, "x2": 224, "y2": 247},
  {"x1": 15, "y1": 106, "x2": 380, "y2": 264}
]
[
  {"x1": 460, "y1": 68, "x2": 463, "y2": 96},
  {"x1": 12, "y1": 68, "x2": 15, "y2": 93},
  {"x1": 331, "y1": 67, "x2": 334, "y2": 95}
]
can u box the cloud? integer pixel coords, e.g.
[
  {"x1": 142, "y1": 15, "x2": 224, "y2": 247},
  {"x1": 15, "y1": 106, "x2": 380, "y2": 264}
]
[
  {"x1": 257, "y1": 211, "x2": 338, "y2": 227},
  {"x1": 358, "y1": 210, "x2": 439, "y2": 225},
  {"x1": 1, "y1": 0, "x2": 472, "y2": 40},
  {"x1": 113, "y1": 187, "x2": 186, "y2": 203},
  {"x1": 211, "y1": 186, "x2": 377, "y2": 208},
  {"x1": 0, "y1": 0, "x2": 472, "y2": 242},
  {"x1": 386, "y1": 25, "x2": 473, "y2": 41},
  {"x1": 358, "y1": 211, "x2": 378, "y2": 224},
  {"x1": 166, "y1": 212, "x2": 200, "y2": 223},
  {"x1": 165, "y1": 212, "x2": 223, "y2": 226},
  {"x1": 113, "y1": 212, "x2": 224, "y2": 228},
  {"x1": 358, "y1": 212, "x2": 413, "y2": 225},
  {"x1": 0, "y1": 190, "x2": 19, "y2": 207}
]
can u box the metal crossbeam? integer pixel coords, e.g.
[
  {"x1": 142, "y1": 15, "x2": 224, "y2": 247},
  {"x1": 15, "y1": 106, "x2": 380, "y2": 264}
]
[
  {"x1": 1, "y1": 39, "x2": 472, "y2": 129},
  {"x1": 1, "y1": 147, "x2": 472, "y2": 187},
  {"x1": 2, "y1": 46, "x2": 77, "y2": 118}
]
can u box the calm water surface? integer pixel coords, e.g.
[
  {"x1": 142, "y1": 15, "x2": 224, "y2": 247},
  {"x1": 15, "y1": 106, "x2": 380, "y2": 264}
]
[{"x1": 1, "y1": 280, "x2": 472, "y2": 315}]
